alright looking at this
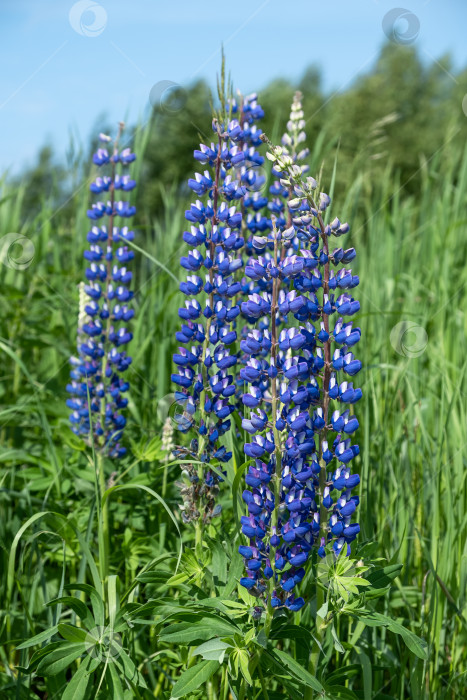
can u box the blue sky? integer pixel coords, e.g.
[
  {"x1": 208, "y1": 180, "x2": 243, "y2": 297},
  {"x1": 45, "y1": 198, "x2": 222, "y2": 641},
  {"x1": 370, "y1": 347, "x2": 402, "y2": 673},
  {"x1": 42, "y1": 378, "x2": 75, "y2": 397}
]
[{"x1": 1, "y1": 0, "x2": 466, "y2": 174}]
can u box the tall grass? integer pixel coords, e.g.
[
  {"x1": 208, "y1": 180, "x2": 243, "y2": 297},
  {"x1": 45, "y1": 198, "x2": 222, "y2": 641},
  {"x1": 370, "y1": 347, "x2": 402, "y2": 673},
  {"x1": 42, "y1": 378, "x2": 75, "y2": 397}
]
[{"x1": 0, "y1": 123, "x2": 466, "y2": 698}]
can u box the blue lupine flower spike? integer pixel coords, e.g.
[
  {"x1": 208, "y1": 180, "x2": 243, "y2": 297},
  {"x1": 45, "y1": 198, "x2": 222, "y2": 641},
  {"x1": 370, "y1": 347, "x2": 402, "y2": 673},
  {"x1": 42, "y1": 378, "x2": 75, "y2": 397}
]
[
  {"x1": 67, "y1": 123, "x2": 136, "y2": 459},
  {"x1": 237, "y1": 113, "x2": 361, "y2": 613},
  {"x1": 173, "y1": 101, "x2": 263, "y2": 523}
]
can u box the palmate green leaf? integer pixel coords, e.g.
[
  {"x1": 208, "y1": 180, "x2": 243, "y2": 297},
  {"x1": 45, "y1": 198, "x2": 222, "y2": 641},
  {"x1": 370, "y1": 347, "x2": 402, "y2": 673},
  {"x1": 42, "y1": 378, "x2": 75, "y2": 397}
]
[
  {"x1": 108, "y1": 662, "x2": 125, "y2": 700},
  {"x1": 16, "y1": 624, "x2": 58, "y2": 650},
  {"x1": 64, "y1": 584, "x2": 105, "y2": 627},
  {"x1": 117, "y1": 647, "x2": 148, "y2": 688},
  {"x1": 354, "y1": 612, "x2": 428, "y2": 660},
  {"x1": 47, "y1": 597, "x2": 95, "y2": 630},
  {"x1": 62, "y1": 654, "x2": 94, "y2": 700},
  {"x1": 210, "y1": 538, "x2": 228, "y2": 588},
  {"x1": 323, "y1": 685, "x2": 359, "y2": 699},
  {"x1": 170, "y1": 660, "x2": 220, "y2": 699},
  {"x1": 166, "y1": 572, "x2": 190, "y2": 586},
  {"x1": 36, "y1": 642, "x2": 86, "y2": 676},
  {"x1": 366, "y1": 564, "x2": 403, "y2": 589},
  {"x1": 268, "y1": 648, "x2": 324, "y2": 692},
  {"x1": 136, "y1": 571, "x2": 172, "y2": 585},
  {"x1": 331, "y1": 625, "x2": 345, "y2": 653},
  {"x1": 237, "y1": 648, "x2": 252, "y2": 685},
  {"x1": 194, "y1": 639, "x2": 233, "y2": 662},
  {"x1": 221, "y1": 550, "x2": 245, "y2": 598},
  {"x1": 192, "y1": 598, "x2": 249, "y2": 619},
  {"x1": 21, "y1": 641, "x2": 66, "y2": 672},
  {"x1": 57, "y1": 624, "x2": 88, "y2": 644},
  {"x1": 160, "y1": 619, "x2": 239, "y2": 645}
]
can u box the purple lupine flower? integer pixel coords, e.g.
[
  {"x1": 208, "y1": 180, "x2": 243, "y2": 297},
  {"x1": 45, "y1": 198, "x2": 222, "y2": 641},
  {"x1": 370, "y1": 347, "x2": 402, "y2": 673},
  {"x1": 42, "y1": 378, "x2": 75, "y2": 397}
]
[
  {"x1": 229, "y1": 93, "x2": 270, "y2": 239},
  {"x1": 172, "y1": 113, "x2": 252, "y2": 521},
  {"x1": 237, "y1": 105, "x2": 361, "y2": 612},
  {"x1": 67, "y1": 125, "x2": 136, "y2": 459}
]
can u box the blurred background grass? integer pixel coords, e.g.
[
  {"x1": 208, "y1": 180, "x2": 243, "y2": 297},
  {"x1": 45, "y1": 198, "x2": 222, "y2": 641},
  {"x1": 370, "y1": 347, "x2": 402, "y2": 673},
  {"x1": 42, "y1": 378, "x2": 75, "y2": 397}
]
[{"x1": 1, "y1": 42, "x2": 467, "y2": 696}]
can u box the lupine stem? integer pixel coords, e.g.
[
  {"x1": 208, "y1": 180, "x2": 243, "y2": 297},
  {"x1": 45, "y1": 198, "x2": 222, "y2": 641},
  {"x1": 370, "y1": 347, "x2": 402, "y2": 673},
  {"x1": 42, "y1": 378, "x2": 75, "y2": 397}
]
[
  {"x1": 264, "y1": 226, "x2": 282, "y2": 638},
  {"x1": 305, "y1": 196, "x2": 331, "y2": 697},
  {"x1": 220, "y1": 664, "x2": 229, "y2": 700},
  {"x1": 257, "y1": 662, "x2": 270, "y2": 699},
  {"x1": 96, "y1": 451, "x2": 109, "y2": 590}
]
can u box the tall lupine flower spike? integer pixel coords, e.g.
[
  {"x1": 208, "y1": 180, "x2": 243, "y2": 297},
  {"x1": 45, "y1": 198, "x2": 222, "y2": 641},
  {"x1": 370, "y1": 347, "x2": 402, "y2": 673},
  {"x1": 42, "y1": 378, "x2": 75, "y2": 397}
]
[
  {"x1": 237, "y1": 125, "x2": 361, "y2": 614},
  {"x1": 67, "y1": 124, "x2": 136, "y2": 458},
  {"x1": 172, "y1": 115, "x2": 248, "y2": 524}
]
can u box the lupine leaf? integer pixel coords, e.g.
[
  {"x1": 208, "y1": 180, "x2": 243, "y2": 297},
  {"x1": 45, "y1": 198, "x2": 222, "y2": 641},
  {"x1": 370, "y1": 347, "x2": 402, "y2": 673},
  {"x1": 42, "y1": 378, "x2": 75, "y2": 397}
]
[
  {"x1": 269, "y1": 648, "x2": 324, "y2": 691},
  {"x1": 210, "y1": 539, "x2": 228, "y2": 588},
  {"x1": 36, "y1": 643, "x2": 86, "y2": 676},
  {"x1": 16, "y1": 625, "x2": 59, "y2": 650},
  {"x1": 170, "y1": 660, "x2": 220, "y2": 698},
  {"x1": 64, "y1": 583, "x2": 105, "y2": 627},
  {"x1": 366, "y1": 564, "x2": 403, "y2": 589},
  {"x1": 160, "y1": 619, "x2": 239, "y2": 644},
  {"x1": 62, "y1": 655, "x2": 93, "y2": 700},
  {"x1": 108, "y1": 662, "x2": 125, "y2": 700},
  {"x1": 194, "y1": 639, "x2": 232, "y2": 662},
  {"x1": 47, "y1": 597, "x2": 94, "y2": 630},
  {"x1": 57, "y1": 624, "x2": 88, "y2": 644},
  {"x1": 323, "y1": 685, "x2": 359, "y2": 699},
  {"x1": 354, "y1": 612, "x2": 428, "y2": 660}
]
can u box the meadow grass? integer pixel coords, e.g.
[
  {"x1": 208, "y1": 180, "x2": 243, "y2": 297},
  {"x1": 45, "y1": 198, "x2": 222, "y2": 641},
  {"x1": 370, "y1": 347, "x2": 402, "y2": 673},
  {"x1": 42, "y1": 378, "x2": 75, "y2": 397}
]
[{"x1": 0, "y1": 126, "x2": 466, "y2": 698}]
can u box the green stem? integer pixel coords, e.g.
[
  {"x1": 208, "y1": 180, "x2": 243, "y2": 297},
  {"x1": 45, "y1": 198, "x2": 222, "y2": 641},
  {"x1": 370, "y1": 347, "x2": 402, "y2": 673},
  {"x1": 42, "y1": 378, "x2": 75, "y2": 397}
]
[
  {"x1": 257, "y1": 662, "x2": 270, "y2": 700},
  {"x1": 263, "y1": 224, "x2": 282, "y2": 640},
  {"x1": 97, "y1": 452, "x2": 109, "y2": 590},
  {"x1": 220, "y1": 664, "x2": 229, "y2": 700},
  {"x1": 194, "y1": 518, "x2": 203, "y2": 561},
  {"x1": 304, "y1": 194, "x2": 331, "y2": 700},
  {"x1": 305, "y1": 583, "x2": 325, "y2": 700}
]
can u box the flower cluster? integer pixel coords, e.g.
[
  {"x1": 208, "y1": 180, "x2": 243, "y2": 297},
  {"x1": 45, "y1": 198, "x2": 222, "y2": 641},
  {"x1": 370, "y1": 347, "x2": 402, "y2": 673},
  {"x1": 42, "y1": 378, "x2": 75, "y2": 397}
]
[
  {"x1": 67, "y1": 126, "x2": 136, "y2": 458},
  {"x1": 172, "y1": 94, "x2": 269, "y2": 524},
  {"x1": 237, "y1": 105, "x2": 361, "y2": 611},
  {"x1": 230, "y1": 93, "x2": 269, "y2": 238}
]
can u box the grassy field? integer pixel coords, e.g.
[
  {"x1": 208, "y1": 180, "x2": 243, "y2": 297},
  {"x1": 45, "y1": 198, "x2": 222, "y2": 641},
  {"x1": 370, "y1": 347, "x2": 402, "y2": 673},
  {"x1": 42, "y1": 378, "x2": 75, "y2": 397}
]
[{"x1": 0, "y1": 117, "x2": 466, "y2": 698}]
